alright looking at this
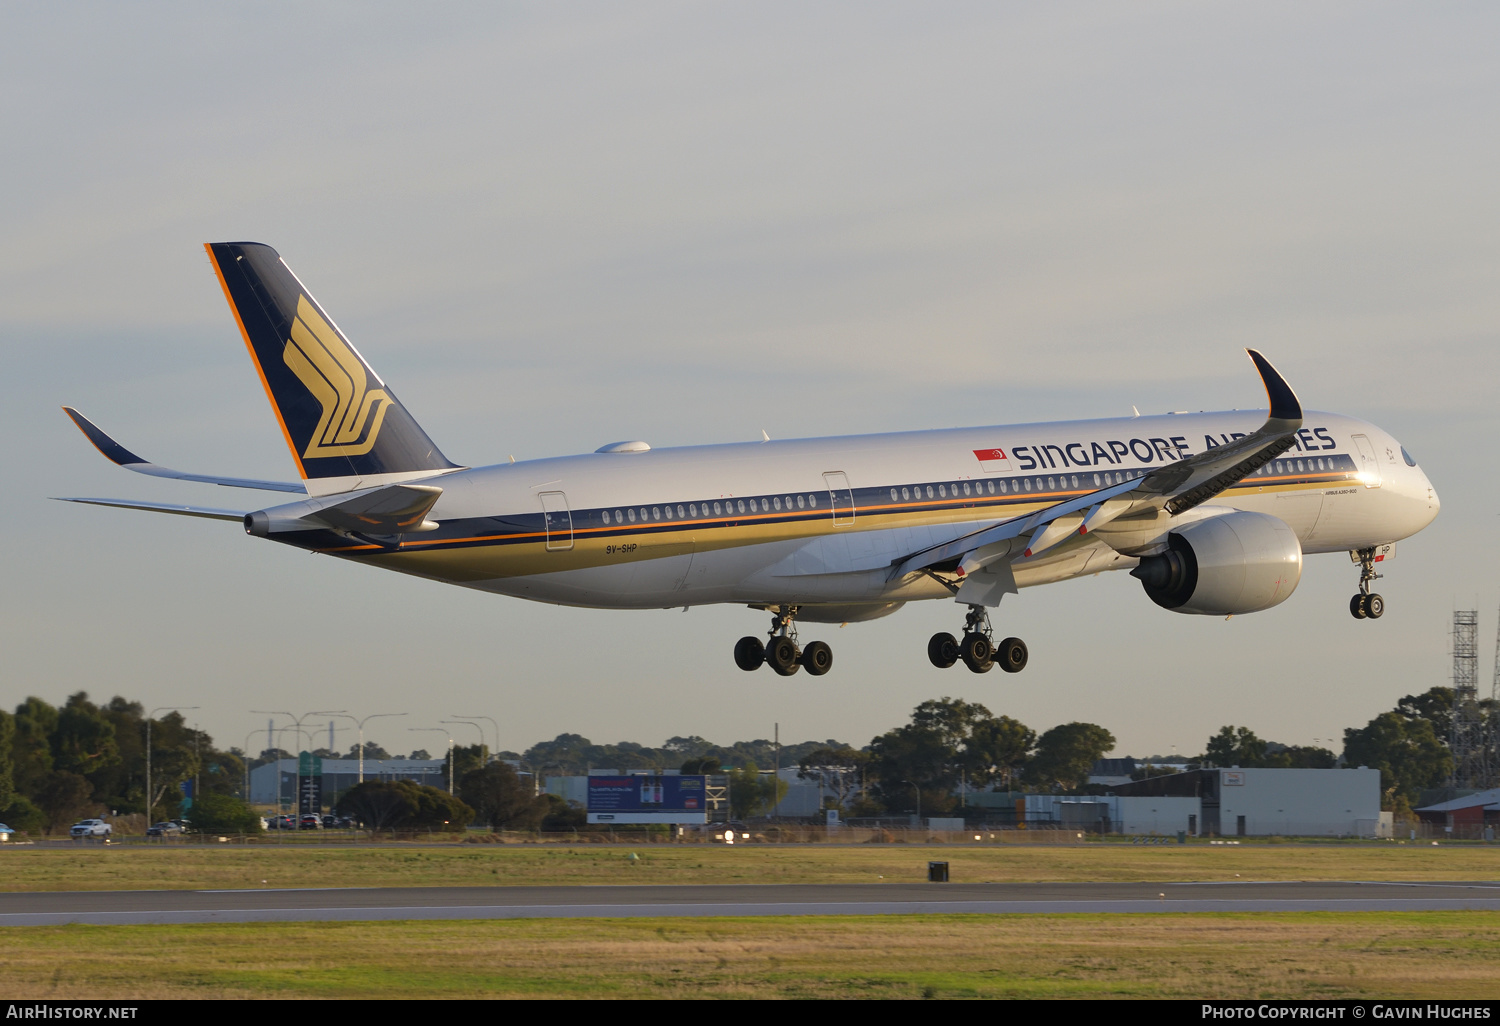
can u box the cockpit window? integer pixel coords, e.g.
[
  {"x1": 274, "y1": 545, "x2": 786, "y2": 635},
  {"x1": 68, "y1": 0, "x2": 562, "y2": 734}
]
[{"x1": 1401, "y1": 446, "x2": 1417, "y2": 467}]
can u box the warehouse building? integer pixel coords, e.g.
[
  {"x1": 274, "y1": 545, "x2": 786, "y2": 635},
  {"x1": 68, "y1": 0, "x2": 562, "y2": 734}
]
[
  {"x1": 1027, "y1": 767, "x2": 1386, "y2": 837},
  {"x1": 249, "y1": 757, "x2": 447, "y2": 807},
  {"x1": 1416, "y1": 788, "x2": 1500, "y2": 839}
]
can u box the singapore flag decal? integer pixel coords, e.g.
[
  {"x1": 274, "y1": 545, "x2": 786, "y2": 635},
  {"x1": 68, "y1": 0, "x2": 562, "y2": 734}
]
[{"x1": 973, "y1": 448, "x2": 1012, "y2": 473}]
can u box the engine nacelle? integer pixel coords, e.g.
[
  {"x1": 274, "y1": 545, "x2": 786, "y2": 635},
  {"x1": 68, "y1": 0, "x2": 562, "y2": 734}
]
[{"x1": 1130, "y1": 511, "x2": 1302, "y2": 615}]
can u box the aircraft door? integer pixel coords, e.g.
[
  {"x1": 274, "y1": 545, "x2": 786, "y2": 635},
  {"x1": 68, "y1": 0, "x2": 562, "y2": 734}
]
[
  {"x1": 823, "y1": 472, "x2": 855, "y2": 526},
  {"x1": 539, "y1": 490, "x2": 573, "y2": 551},
  {"x1": 1352, "y1": 434, "x2": 1382, "y2": 488}
]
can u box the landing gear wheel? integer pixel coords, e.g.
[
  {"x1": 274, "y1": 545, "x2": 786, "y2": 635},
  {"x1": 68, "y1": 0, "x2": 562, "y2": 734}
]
[
  {"x1": 928, "y1": 632, "x2": 958, "y2": 669},
  {"x1": 995, "y1": 637, "x2": 1028, "y2": 674},
  {"x1": 766, "y1": 636, "x2": 801, "y2": 676},
  {"x1": 1365, "y1": 593, "x2": 1384, "y2": 619},
  {"x1": 1349, "y1": 595, "x2": 1368, "y2": 620},
  {"x1": 801, "y1": 641, "x2": 833, "y2": 676},
  {"x1": 734, "y1": 636, "x2": 765, "y2": 671},
  {"x1": 960, "y1": 632, "x2": 994, "y2": 673}
]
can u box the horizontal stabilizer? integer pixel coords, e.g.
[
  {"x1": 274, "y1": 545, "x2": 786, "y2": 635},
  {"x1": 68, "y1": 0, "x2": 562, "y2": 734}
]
[
  {"x1": 63, "y1": 407, "x2": 304, "y2": 493},
  {"x1": 302, "y1": 483, "x2": 443, "y2": 535},
  {"x1": 56, "y1": 497, "x2": 247, "y2": 521}
]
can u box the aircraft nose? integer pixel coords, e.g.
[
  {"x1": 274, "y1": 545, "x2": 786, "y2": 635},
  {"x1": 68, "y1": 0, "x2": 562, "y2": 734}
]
[{"x1": 1410, "y1": 465, "x2": 1439, "y2": 528}]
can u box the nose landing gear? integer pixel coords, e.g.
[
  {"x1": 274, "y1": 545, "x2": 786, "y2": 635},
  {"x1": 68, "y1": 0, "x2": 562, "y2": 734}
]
[
  {"x1": 928, "y1": 605, "x2": 1027, "y2": 673},
  {"x1": 1349, "y1": 547, "x2": 1385, "y2": 620},
  {"x1": 733, "y1": 605, "x2": 834, "y2": 675}
]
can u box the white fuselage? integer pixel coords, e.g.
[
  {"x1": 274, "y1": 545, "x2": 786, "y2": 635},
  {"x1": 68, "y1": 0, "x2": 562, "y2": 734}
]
[{"x1": 283, "y1": 408, "x2": 1438, "y2": 618}]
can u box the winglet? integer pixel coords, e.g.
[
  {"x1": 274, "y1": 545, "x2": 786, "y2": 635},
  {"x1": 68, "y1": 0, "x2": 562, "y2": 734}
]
[
  {"x1": 62, "y1": 407, "x2": 147, "y2": 467},
  {"x1": 1246, "y1": 350, "x2": 1301, "y2": 424}
]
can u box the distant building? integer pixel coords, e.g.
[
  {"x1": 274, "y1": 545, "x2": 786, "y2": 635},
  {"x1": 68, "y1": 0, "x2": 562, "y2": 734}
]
[
  {"x1": 1415, "y1": 788, "x2": 1500, "y2": 837},
  {"x1": 249, "y1": 758, "x2": 447, "y2": 806},
  {"x1": 1087, "y1": 757, "x2": 1137, "y2": 787},
  {"x1": 1029, "y1": 767, "x2": 1385, "y2": 837}
]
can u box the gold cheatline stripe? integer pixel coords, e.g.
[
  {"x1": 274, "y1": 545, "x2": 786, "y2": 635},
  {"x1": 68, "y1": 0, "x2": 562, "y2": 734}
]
[{"x1": 316, "y1": 474, "x2": 1346, "y2": 555}]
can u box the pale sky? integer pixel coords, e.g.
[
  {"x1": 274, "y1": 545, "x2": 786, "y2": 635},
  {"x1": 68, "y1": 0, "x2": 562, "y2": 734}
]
[{"x1": 2, "y1": 3, "x2": 1497, "y2": 761}]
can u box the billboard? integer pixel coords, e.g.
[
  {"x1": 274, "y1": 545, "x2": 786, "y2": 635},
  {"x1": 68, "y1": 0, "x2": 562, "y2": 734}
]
[{"x1": 587, "y1": 775, "x2": 711, "y2": 824}]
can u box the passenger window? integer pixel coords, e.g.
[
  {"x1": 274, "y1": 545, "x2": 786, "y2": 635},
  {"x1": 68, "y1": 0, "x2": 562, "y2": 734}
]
[
  {"x1": 797, "y1": 495, "x2": 806, "y2": 509},
  {"x1": 784, "y1": 496, "x2": 792, "y2": 509},
  {"x1": 938, "y1": 485, "x2": 946, "y2": 498},
  {"x1": 651, "y1": 507, "x2": 659, "y2": 520},
  {"x1": 689, "y1": 504, "x2": 697, "y2": 517},
  {"x1": 615, "y1": 510, "x2": 624, "y2": 523},
  {"x1": 901, "y1": 487, "x2": 910, "y2": 501},
  {"x1": 999, "y1": 480, "x2": 1008, "y2": 493},
  {"x1": 1296, "y1": 460, "x2": 1304, "y2": 472},
  {"x1": 713, "y1": 502, "x2": 721, "y2": 516},
  {"x1": 627, "y1": 508, "x2": 637, "y2": 523},
  {"x1": 1047, "y1": 477, "x2": 1055, "y2": 490},
  {"x1": 748, "y1": 499, "x2": 757, "y2": 512},
  {"x1": 963, "y1": 482, "x2": 971, "y2": 496},
  {"x1": 676, "y1": 505, "x2": 685, "y2": 518},
  {"x1": 926, "y1": 485, "x2": 934, "y2": 499},
  {"x1": 809, "y1": 495, "x2": 818, "y2": 507},
  {"x1": 987, "y1": 481, "x2": 995, "y2": 494},
  {"x1": 1071, "y1": 475, "x2": 1078, "y2": 488},
  {"x1": 737, "y1": 500, "x2": 746, "y2": 514},
  {"x1": 603, "y1": 510, "x2": 611, "y2": 525},
  {"x1": 889, "y1": 489, "x2": 897, "y2": 502}
]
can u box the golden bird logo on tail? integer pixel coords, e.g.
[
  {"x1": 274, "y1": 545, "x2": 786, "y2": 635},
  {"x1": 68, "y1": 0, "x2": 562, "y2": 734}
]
[{"x1": 283, "y1": 296, "x2": 390, "y2": 458}]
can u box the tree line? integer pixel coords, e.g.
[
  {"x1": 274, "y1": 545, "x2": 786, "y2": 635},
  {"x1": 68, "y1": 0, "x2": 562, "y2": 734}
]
[{"x1": 0, "y1": 684, "x2": 1480, "y2": 834}]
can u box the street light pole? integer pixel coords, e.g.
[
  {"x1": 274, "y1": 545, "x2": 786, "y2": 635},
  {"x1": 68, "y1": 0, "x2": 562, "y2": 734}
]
[
  {"x1": 453, "y1": 715, "x2": 499, "y2": 762},
  {"x1": 253, "y1": 710, "x2": 343, "y2": 819},
  {"x1": 145, "y1": 706, "x2": 198, "y2": 827},
  {"x1": 327, "y1": 712, "x2": 408, "y2": 784},
  {"x1": 442, "y1": 720, "x2": 486, "y2": 781}
]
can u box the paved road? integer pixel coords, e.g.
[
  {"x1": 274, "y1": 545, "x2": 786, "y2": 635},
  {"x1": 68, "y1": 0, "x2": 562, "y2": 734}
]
[{"x1": 2, "y1": 881, "x2": 1498, "y2": 925}]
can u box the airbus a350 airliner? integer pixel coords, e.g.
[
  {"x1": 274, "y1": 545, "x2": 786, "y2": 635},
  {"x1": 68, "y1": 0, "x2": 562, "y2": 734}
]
[{"x1": 62, "y1": 243, "x2": 1440, "y2": 676}]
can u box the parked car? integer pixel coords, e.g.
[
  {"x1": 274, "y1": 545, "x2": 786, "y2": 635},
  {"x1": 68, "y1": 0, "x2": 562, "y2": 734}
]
[
  {"x1": 146, "y1": 821, "x2": 182, "y2": 838},
  {"x1": 70, "y1": 819, "x2": 112, "y2": 840},
  {"x1": 298, "y1": 814, "x2": 322, "y2": 830},
  {"x1": 0, "y1": 823, "x2": 13, "y2": 842},
  {"x1": 266, "y1": 814, "x2": 296, "y2": 830}
]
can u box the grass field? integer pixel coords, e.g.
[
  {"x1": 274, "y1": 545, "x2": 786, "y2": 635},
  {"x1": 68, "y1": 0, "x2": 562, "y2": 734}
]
[
  {"x1": 0, "y1": 842, "x2": 1495, "y2": 892},
  {"x1": 2, "y1": 911, "x2": 1497, "y2": 999},
  {"x1": 3, "y1": 844, "x2": 1495, "y2": 999}
]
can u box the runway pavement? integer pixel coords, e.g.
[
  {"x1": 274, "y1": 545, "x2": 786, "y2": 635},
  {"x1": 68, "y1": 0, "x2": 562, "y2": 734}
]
[{"x1": 2, "y1": 881, "x2": 1499, "y2": 925}]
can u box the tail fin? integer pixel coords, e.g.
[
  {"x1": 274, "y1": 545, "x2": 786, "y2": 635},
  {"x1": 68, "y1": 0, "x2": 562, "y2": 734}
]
[{"x1": 204, "y1": 242, "x2": 458, "y2": 494}]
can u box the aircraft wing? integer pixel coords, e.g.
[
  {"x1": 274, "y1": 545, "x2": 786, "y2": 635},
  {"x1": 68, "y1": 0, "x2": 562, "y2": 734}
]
[
  {"x1": 63, "y1": 407, "x2": 305, "y2": 493},
  {"x1": 890, "y1": 349, "x2": 1303, "y2": 586}
]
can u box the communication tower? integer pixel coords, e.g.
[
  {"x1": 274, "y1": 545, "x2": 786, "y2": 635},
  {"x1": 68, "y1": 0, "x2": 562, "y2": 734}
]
[{"x1": 1449, "y1": 610, "x2": 1487, "y2": 788}]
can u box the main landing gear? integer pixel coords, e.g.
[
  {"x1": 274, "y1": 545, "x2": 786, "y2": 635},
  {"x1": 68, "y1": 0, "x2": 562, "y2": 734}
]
[
  {"x1": 734, "y1": 605, "x2": 833, "y2": 676},
  {"x1": 928, "y1": 604, "x2": 1028, "y2": 674},
  {"x1": 1349, "y1": 547, "x2": 1385, "y2": 620}
]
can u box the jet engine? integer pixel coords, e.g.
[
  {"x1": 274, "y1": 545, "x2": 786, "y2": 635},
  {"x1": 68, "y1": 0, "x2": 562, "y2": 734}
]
[{"x1": 1130, "y1": 511, "x2": 1302, "y2": 615}]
